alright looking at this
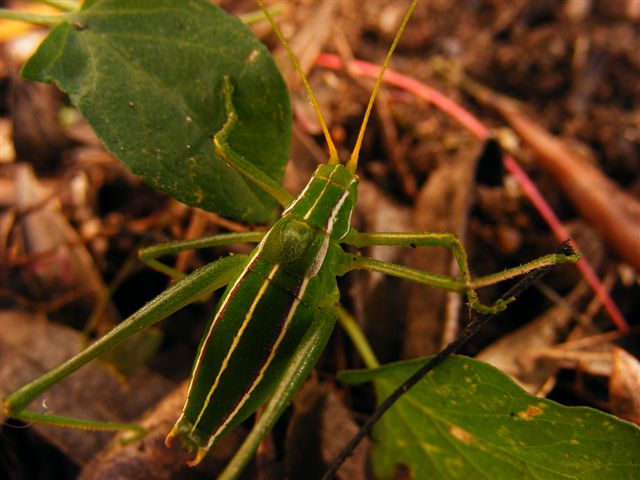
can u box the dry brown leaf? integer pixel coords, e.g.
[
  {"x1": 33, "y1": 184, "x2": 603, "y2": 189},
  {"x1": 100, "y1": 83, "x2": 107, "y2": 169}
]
[
  {"x1": 0, "y1": 309, "x2": 171, "y2": 464},
  {"x1": 350, "y1": 179, "x2": 412, "y2": 363},
  {"x1": 465, "y1": 79, "x2": 640, "y2": 271},
  {"x1": 477, "y1": 282, "x2": 591, "y2": 395},
  {"x1": 285, "y1": 377, "x2": 367, "y2": 480},
  {"x1": 79, "y1": 382, "x2": 246, "y2": 480},
  {"x1": 610, "y1": 346, "x2": 640, "y2": 425},
  {"x1": 404, "y1": 141, "x2": 480, "y2": 357},
  {"x1": 12, "y1": 164, "x2": 118, "y2": 325},
  {"x1": 501, "y1": 105, "x2": 640, "y2": 271},
  {"x1": 11, "y1": 79, "x2": 72, "y2": 168}
]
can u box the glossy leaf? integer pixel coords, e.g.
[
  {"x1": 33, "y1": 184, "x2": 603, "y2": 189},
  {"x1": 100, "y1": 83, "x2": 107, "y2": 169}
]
[
  {"x1": 22, "y1": 0, "x2": 291, "y2": 223},
  {"x1": 340, "y1": 356, "x2": 640, "y2": 479}
]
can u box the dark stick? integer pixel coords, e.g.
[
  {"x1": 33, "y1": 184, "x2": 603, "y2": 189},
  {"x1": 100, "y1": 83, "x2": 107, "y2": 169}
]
[{"x1": 322, "y1": 241, "x2": 576, "y2": 479}]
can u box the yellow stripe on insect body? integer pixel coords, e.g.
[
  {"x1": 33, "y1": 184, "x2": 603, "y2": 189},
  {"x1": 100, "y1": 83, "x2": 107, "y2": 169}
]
[
  {"x1": 191, "y1": 262, "x2": 281, "y2": 434},
  {"x1": 303, "y1": 164, "x2": 342, "y2": 221},
  {"x1": 205, "y1": 276, "x2": 310, "y2": 450},
  {"x1": 177, "y1": 247, "x2": 264, "y2": 423}
]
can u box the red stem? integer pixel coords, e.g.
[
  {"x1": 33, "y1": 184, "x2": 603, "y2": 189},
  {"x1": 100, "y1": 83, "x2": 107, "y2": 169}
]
[{"x1": 315, "y1": 53, "x2": 628, "y2": 332}]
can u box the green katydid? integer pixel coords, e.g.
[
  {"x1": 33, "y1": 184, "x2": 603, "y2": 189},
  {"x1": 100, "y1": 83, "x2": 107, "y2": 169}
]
[{"x1": 2, "y1": 0, "x2": 580, "y2": 475}]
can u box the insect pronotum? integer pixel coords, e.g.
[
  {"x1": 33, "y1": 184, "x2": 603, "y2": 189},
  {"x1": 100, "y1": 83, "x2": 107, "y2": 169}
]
[{"x1": 2, "y1": 0, "x2": 579, "y2": 475}]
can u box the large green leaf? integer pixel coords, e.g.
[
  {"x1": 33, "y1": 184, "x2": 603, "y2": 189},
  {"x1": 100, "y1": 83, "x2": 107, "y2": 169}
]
[
  {"x1": 339, "y1": 356, "x2": 640, "y2": 479},
  {"x1": 22, "y1": 0, "x2": 291, "y2": 224}
]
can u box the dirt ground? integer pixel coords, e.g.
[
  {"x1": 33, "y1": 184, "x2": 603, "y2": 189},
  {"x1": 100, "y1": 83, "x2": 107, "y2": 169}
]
[{"x1": 1, "y1": 1, "x2": 638, "y2": 479}]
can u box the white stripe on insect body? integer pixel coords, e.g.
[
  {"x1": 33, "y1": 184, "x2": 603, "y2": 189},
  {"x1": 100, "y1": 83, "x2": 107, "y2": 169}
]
[
  {"x1": 307, "y1": 175, "x2": 356, "y2": 277},
  {"x1": 205, "y1": 275, "x2": 311, "y2": 447},
  {"x1": 179, "y1": 164, "x2": 355, "y2": 432},
  {"x1": 282, "y1": 179, "x2": 313, "y2": 216},
  {"x1": 195, "y1": 166, "x2": 358, "y2": 440},
  {"x1": 303, "y1": 164, "x2": 342, "y2": 221},
  {"x1": 280, "y1": 163, "x2": 340, "y2": 217},
  {"x1": 191, "y1": 262, "x2": 281, "y2": 433},
  {"x1": 326, "y1": 176, "x2": 357, "y2": 236},
  {"x1": 177, "y1": 244, "x2": 267, "y2": 425}
]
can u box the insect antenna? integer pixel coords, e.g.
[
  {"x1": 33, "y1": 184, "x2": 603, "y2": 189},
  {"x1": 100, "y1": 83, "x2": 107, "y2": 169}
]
[
  {"x1": 260, "y1": 0, "x2": 417, "y2": 172},
  {"x1": 347, "y1": 0, "x2": 417, "y2": 173},
  {"x1": 258, "y1": 0, "x2": 339, "y2": 165}
]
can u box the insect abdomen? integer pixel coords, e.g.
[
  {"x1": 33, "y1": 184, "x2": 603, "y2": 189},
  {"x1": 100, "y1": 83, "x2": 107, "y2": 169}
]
[
  {"x1": 170, "y1": 164, "x2": 357, "y2": 458},
  {"x1": 173, "y1": 253, "x2": 315, "y2": 450}
]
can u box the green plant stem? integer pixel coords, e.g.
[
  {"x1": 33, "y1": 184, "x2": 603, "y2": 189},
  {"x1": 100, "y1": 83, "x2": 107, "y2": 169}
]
[
  {"x1": 0, "y1": 8, "x2": 67, "y2": 25},
  {"x1": 336, "y1": 304, "x2": 380, "y2": 369},
  {"x1": 35, "y1": 0, "x2": 79, "y2": 12}
]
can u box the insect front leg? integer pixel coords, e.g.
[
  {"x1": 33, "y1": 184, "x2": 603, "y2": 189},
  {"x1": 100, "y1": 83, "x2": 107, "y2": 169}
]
[
  {"x1": 343, "y1": 230, "x2": 483, "y2": 311},
  {"x1": 139, "y1": 231, "x2": 266, "y2": 279},
  {"x1": 2, "y1": 254, "x2": 248, "y2": 431},
  {"x1": 213, "y1": 76, "x2": 294, "y2": 208},
  {"x1": 341, "y1": 230, "x2": 580, "y2": 314}
]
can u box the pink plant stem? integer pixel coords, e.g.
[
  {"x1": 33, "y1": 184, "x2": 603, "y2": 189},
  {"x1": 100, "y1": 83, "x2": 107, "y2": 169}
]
[{"x1": 315, "y1": 53, "x2": 628, "y2": 332}]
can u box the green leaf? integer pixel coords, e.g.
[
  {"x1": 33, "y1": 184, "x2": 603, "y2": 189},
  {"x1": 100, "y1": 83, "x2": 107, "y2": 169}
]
[
  {"x1": 339, "y1": 356, "x2": 640, "y2": 479},
  {"x1": 22, "y1": 0, "x2": 291, "y2": 224}
]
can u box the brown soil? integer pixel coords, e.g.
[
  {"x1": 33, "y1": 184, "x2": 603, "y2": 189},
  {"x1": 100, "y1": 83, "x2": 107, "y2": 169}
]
[{"x1": 1, "y1": 1, "x2": 638, "y2": 479}]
